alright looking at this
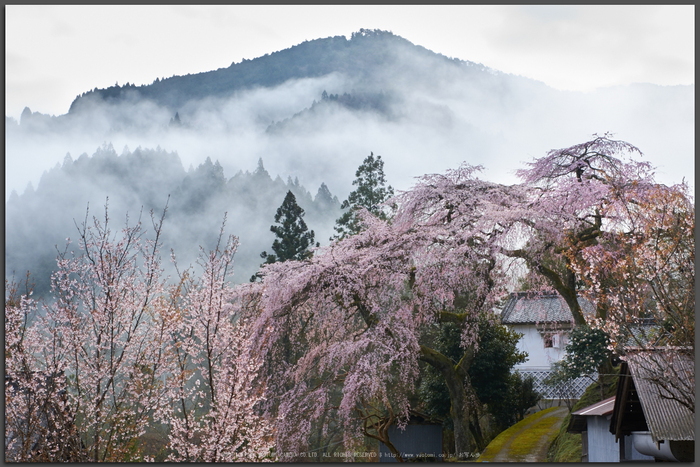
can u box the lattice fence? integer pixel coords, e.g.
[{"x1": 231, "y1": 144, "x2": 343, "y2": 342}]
[{"x1": 516, "y1": 370, "x2": 597, "y2": 400}]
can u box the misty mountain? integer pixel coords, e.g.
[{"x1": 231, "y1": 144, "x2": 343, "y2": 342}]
[
  {"x1": 9, "y1": 28, "x2": 692, "y2": 199},
  {"x1": 5, "y1": 144, "x2": 341, "y2": 297},
  {"x1": 66, "y1": 29, "x2": 483, "y2": 115},
  {"x1": 6, "y1": 28, "x2": 693, "y2": 296},
  {"x1": 17, "y1": 28, "x2": 511, "y2": 139}
]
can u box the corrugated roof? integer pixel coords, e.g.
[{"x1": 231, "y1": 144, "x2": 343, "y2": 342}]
[
  {"x1": 572, "y1": 396, "x2": 616, "y2": 417},
  {"x1": 500, "y1": 292, "x2": 594, "y2": 324},
  {"x1": 625, "y1": 349, "x2": 695, "y2": 442}
]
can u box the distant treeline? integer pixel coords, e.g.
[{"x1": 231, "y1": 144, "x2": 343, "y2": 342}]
[{"x1": 5, "y1": 144, "x2": 341, "y2": 297}]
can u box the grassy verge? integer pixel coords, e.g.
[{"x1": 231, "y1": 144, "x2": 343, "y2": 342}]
[{"x1": 476, "y1": 406, "x2": 560, "y2": 462}]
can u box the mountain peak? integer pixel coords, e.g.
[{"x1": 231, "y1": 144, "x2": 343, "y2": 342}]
[{"x1": 66, "y1": 29, "x2": 458, "y2": 115}]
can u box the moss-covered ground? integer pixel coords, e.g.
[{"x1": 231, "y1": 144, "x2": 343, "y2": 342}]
[{"x1": 476, "y1": 406, "x2": 568, "y2": 462}]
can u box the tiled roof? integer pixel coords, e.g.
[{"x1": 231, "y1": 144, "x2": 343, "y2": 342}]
[
  {"x1": 500, "y1": 292, "x2": 594, "y2": 324},
  {"x1": 625, "y1": 349, "x2": 694, "y2": 442}
]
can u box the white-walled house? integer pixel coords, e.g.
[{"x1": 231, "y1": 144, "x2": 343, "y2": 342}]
[{"x1": 500, "y1": 292, "x2": 595, "y2": 399}]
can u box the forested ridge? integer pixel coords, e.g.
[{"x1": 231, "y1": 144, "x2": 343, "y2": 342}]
[
  {"x1": 67, "y1": 29, "x2": 484, "y2": 114},
  {"x1": 5, "y1": 144, "x2": 341, "y2": 297}
]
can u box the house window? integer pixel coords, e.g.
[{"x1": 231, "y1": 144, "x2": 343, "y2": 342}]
[
  {"x1": 552, "y1": 333, "x2": 561, "y2": 348},
  {"x1": 543, "y1": 334, "x2": 553, "y2": 348}
]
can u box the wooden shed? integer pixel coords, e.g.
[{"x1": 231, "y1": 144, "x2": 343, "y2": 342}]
[
  {"x1": 609, "y1": 348, "x2": 694, "y2": 462},
  {"x1": 568, "y1": 396, "x2": 654, "y2": 462},
  {"x1": 378, "y1": 411, "x2": 443, "y2": 462}
]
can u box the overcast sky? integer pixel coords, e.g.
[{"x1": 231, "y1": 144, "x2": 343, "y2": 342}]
[{"x1": 5, "y1": 5, "x2": 694, "y2": 121}]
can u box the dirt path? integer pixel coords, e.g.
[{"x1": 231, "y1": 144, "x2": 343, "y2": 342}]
[{"x1": 478, "y1": 406, "x2": 569, "y2": 462}]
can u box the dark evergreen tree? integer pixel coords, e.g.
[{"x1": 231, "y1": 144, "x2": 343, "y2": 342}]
[
  {"x1": 332, "y1": 152, "x2": 394, "y2": 240},
  {"x1": 252, "y1": 191, "x2": 318, "y2": 281},
  {"x1": 253, "y1": 157, "x2": 270, "y2": 179},
  {"x1": 418, "y1": 317, "x2": 535, "y2": 449},
  {"x1": 169, "y1": 111, "x2": 182, "y2": 127},
  {"x1": 314, "y1": 182, "x2": 339, "y2": 209}
]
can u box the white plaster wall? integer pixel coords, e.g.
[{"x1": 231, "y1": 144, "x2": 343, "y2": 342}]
[{"x1": 509, "y1": 324, "x2": 567, "y2": 370}]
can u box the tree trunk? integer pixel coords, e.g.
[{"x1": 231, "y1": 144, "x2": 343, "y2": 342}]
[
  {"x1": 508, "y1": 249, "x2": 586, "y2": 325},
  {"x1": 598, "y1": 357, "x2": 614, "y2": 400},
  {"x1": 539, "y1": 263, "x2": 586, "y2": 326},
  {"x1": 419, "y1": 345, "x2": 472, "y2": 459},
  {"x1": 469, "y1": 416, "x2": 485, "y2": 452},
  {"x1": 382, "y1": 439, "x2": 405, "y2": 462},
  {"x1": 446, "y1": 374, "x2": 471, "y2": 458},
  {"x1": 359, "y1": 406, "x2": 405, "y2": 462}
]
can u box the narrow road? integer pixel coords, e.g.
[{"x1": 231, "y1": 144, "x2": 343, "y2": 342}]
[{"x1": 478, "y1": 406, "x2": 569, "y2": 462}]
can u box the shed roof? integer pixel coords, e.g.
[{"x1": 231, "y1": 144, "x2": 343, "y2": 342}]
[
  {"x1": 573, "y1": 396, "x2": 616, "y2": 417},
  {"x1": 500, "y1": 292, "x2": 594, "y2": 325},
  {"x1": 405, "y1": 410, "x2": 443, "y2": 425},
  {"x1": 624, "y1": 349, "x2": 694, "y2": 442},
  {"x1": 567, "y1": 396, "x2": 616, "y2": 433}
]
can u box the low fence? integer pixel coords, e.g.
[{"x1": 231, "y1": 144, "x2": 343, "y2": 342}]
[{"x1": 517, "y1": 369, "x2": 597, "y2": 400}]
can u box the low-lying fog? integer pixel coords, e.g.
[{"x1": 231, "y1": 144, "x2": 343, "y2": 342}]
[
  {"x1": 5, "y1": 41, "x2": 693, "y2": 294},
  {"x1": 7, "y1": 52, "x2": 693, "y2": 203}
]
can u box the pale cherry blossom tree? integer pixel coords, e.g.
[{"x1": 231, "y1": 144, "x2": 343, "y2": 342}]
[
  {"x1": 158, "y1": 224, "x2": 275, "y2": 462},
  {"x1": 571, "y1": 181, "x2": 694, "y2": 343},
  {"x1": 570, "y1": 182, "x2": 694, "y2": 411},
  {"x1": 514, "y1": 134, "x2": 694, "y2": 409},
  {"x1": 6, "y1": 207, "x2": 276, "y2": 462},
  {"x1": 5, "y1": 276, "x2": 86, "y2": 461},
  {"x1": 237, "y1": 135, "x2": 687, "y2": 459},
  {"x1": 508, "y1": 133, "x2": 657, "y2": 324},
  {"x1": 44, "y1": 203, "x2": 172, "y2": 461},
  {"x1": 5, "y1": 203, "x2": 172, "y2": 461},
  {"x1": 238, "y1": 165, "x2": 520, "y2": 458}
]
